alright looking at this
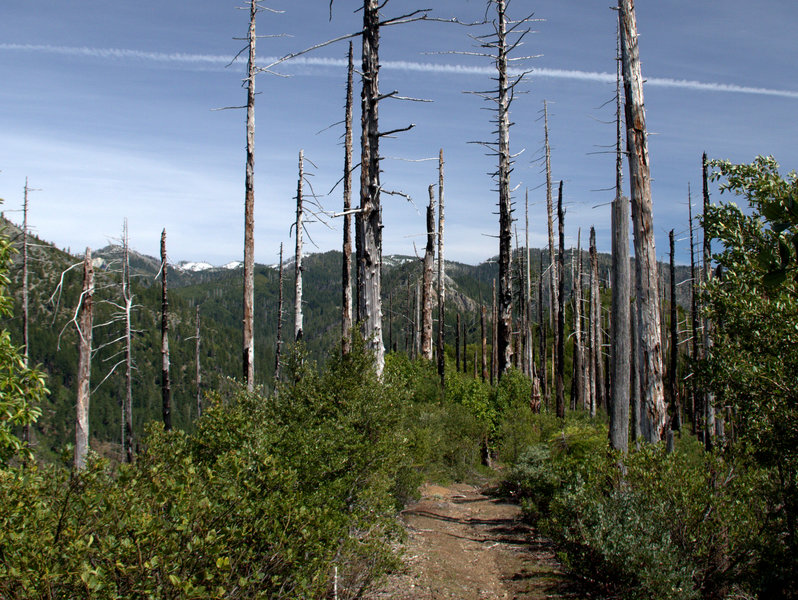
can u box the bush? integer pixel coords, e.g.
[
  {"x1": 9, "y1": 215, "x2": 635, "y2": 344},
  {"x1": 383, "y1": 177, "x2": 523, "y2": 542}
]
[{"x1": 0, "y1": 341, "x2": 410, "y2": 599}]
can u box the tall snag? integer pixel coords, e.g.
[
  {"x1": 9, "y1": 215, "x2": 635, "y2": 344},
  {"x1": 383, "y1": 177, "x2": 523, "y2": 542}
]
[
  {"x1": 544, "y1": 101, "x2": 559, "y2": 383},
  {"x1": 294, "y1": 149, "x2": 305, "y2": 343},
  {"x1": 572, "y1": 229, "x2": 584, "y2": 412},
  {"x1": 556, "y1": 181, "x2": 566, "y2": 418},
  {"x1": 688, "y1": 184, "x2": 700, "y2": 432},
  {"x1": 610, "y1": 15, "x2": 631, "y2": 452},
  {"x1": 242, "y1": 0, "x2": 257, "y2": 391},
  {"x1": 341, "y1": 42, "x2": 355, "y2": 355},
  {"x1": 75, "y1": 248, "x2": 94, "y2": 471},
  {"x1": 589, "y1": 227, "x2": 599, "y2": 418},
  {"x1": 669, "y1": 229, "x2": 681, "y2": 431},
  {"x1": 437, "y1": 149, "x2": 446, "y2": 384},
  {"x1": 160, "y1": 228, "x2": 172, "y2": 431},
  {"x1": 619, "y1": 0, "x2": 666, "y2": 442},
  {"x1": 421, "y1": 184, "x2": 436, "y2": 360}
]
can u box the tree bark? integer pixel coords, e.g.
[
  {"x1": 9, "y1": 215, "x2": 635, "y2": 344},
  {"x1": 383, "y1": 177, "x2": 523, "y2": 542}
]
[
  {"x1": 274, "y1": 243, "x2": 284, "y2": 383},
  {"x1": 342, "y1": 41, "x2": 355, "y2": 355},
  {"x1": 688, "y1": 184, "x2": 701, "y2": 435},
  {"x1": 702, "y1": 152, "x2": 716, "y2": 450},
  {"x1": 491, "y1": 278, "x2": 499, "y2": 385},
  {"x1": 589, "y1": 227, "x2": 598, "y2": 418},
  {"x1": 572, "y1": 230, "x2": 584, "y2": 412},
  {"x1": 242, "y1": 0, "x2": 257, "y2": 391},
  {"x1": 295, "y1": 149, "x2": 305, "y2": 343},
  {"x1": 421, "y1": 184, "x2": 435, "y2": 360},
  {"x1": 358, "y1": 0, "x2": 385, "y2": 375},
  {"x1": 496, "y1": 0, "x2": 513, "y2": 378},
  {"x1": 122, "y1": 223, "x2": 134, "y2": 462},
  {"x1": 161, "y1": 229, "x2": 172, "y2": 431},
  {"x1": 437, "y1": 149, "x2": 446, "y2": 385},
  {"x1": 538, "y1": 253, "x2": 547, "y2": 401},
  {"x1": 195, "y1": 306, "x2": 202, "y2": 419},
  {"x1": 544, "y1": 101, "x2": 559, "y2": 370},
  {"x1": 74, "y1": 248, "x2": 94, "y2": 471},
  {"x1": 669, "y1": 229, "x2": 681, "y2": 432},
  {"x1": 481, "y1": 305, "x2": 488, "y2": 381},
  {"x1": 620, "y1": 0, "x2": 666, "y2": 443},
  {"x1": 631, "y1": 296, "x2": 642, "y2": 443},
  {"x1": 556, "y1": 181, "x2": 566, "y2": 418}
]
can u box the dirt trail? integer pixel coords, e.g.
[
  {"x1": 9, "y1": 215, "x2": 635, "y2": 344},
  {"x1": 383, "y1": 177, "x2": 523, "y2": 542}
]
[{"x1": 363, "y1": 482, "x2": 579, "y2": 599}]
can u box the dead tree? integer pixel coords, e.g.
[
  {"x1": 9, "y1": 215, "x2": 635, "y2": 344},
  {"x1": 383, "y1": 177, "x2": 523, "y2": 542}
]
[
  {"x1": 556, "y1": 181, "x2": 566, "y2": 418},
  {"x1": 610, "y1": 16, "x2": 631, "y2": 451},
  {"x1": 631, "y1": 297, "x2": 642, "y2": 443},
  {"x1": 481, "y1": 305, "x2": 488, "y2": 381},
  {"x1": 524, "y1": 189, "x2": 535, "y2": 380},
  {"x1": 274, "y1": 243, "x2": 284, "y2": 383},
  {"x1": 544, "y1": 101, "x2": 559, "y2": 374},
  {"x1": 572, "y1": 229, "x2": 584, "y2": 412},
  {"x1": 421, "y1": 184, "x2": 436, "y2": 360},
  {"x1": 589, "y1": 227, "x2": 599, "y2": 418},
  {"x1": 241, "y1": 0, "x2": 258, "y2": 391},
  {"x1": 195, "y1": 306, "x2": 202, "y2": 419},
  {"x1": 688, "y1": 184, "x2": 700, "y2": 432},
  {"x1": 538, "y1": 253, "x2": 547, "y2": 400},
  {"x1": 702, "y1": 152, "x2": 715, "y2": 449},
  {"x1": 341, "y1": 42, "x2": 355, "y2": 355},
  {"x1": 669, "y1": 229, "x2": 681, "y2": 431},
  {"x1": 74, "y1": 248, "x2": 94, "y2": 470},
  {"x1": 160, "y1": 229, "x2": 172, "y2": 431},
  {"x1": 122, "y1": 223, "x2": 134, "y2": 462},
  {"x1": 619, "y1": 0, "x2": 666, "y2": 442},
  {"x1": 436, "y1": 149, "x2": 446, "y2": 384},
  {"x1": 294, "y1": 149, "x2": 305, "y2": 343}
]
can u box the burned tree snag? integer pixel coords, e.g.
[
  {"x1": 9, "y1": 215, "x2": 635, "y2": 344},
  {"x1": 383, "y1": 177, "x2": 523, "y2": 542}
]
[
  {"x1": 342, "y1": 41, "x2": 355, "y2": 355},
  {"x1": 481, "y1": 305, "x2": 488, "y2": 382},
  {"x1": 688, "y1": 184, "x2": 700, "y2": 433},
  {"x1": 242, "y1": 0, "x2": 257, "y2": 391},
  {"x1": 572, "y1": 229, "x2": 584, "y2": 412},
  {"x1": 161, "y1": 229, "x2": 172, "y2": 431},
  {"x1": 421, "y1": 184, "x2": 436, "y2": 360},
  {"x1": 275, "y1": 243, "x2": 284, "y2": 383},
  {"x1": 669, "y1": 229, "x2": 681, "y2": 432},
  {"x1": 556, "y1": 181, "x2": 566, "y2": 418},
  {"x1": 74, "y1": 248, "x2": 94, "y2": 471},
  {"x1": 619, "y1": 0, "x2": 666, "y2": 442},
  {"x1": 295, "y1": 149, "x2": 305, "y2": 343},
  {"x1": 589, "y1": 227, "x2": 599, "y2": 418},
  {"x1": 437, "y1": 149, "x2": 446, "y2": 384}
]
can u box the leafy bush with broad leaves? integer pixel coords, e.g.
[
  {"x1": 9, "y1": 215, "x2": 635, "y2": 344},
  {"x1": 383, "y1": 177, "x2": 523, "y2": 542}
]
[
  {"x1": 0, "y1": 340, "x2": 410, "y2": 599},
  {"x1": 0, "y1": 223, "x2": 46, "y2": 464}
]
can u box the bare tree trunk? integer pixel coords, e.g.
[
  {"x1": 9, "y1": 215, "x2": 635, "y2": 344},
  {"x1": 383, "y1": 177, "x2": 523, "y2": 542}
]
[
  {"x1": 421, "y1": 185, "x2": 435, "y2": 360},
  {"x1": 669, "y1": 229, "x2": 681, "y2": 432},
  {"x1": 610, "y1": 18, "x2": 631, "y2": 451},
  {"x1": 495, "y1": 1, "x2": 513, "y2": 378},
  {"x1": 122, "y1": 223, "x2": 134, "y2": 462},
  {"x1": 341, "y1": 41, "x2": 355, "y2": 355},
  {"x1": 702, "y1": 152, "x2": 715, "y2": 450},
  {"x1": 414, "y1": 281, "x2": 420, "y2": 359},
  {"x1": 358, "y1": 0, "x2": 385, "y2": 374},
  {"x1": 538, "y1": 253, "x2": 547, "y2": 401},
  {"x1": 242, "y1": 0, "x2": 257, "y2": 391},
  {"x1": 274, "y1": 243, "x2": 284, "y2": 383},
  {"x1": 579, "y1": 247, "x2": 589, "y2": 410},
  {"x1": 688, "y1": 185, "x2": 701, "y2": 435},
  {"x1": 455, "y1": 313, "x2": 461, "y2": 371},
  {"x1": 161, "y1": 229, "x2": 172, "y2": 431},
  {"x1": 524, "y1": 189, "x2": 534, "y2": 379},
  {"x1": 295, "y1": 149, "x2": 305, "y2": 343},
  {"x1": 21, "y1": 180, "x2": 30, "y2": 445},
  {"x1": 437, "y1": 150, "x2": 446, "y2": 385},
  {"x1": 75, "y1": 248, "x2": 94, "y2": 471},
  {"x1": 388, "y1": 292, "x2": 393, "y2": 352},
  {"x1": 556, "y1": 181, "x2": 566, "y2": 418},
  {"x1": 544, "y1": 101, "x2": 559, "y2": 365},
  {"x1": 481, "y1": 305, "x2": 488, "y2": 381},
  {"x1": 572, "y1": 230, "x2": 584, "y2": 412},
  {"x1": 620, "y1": 0, "x2": 666, "y2": 443},
  {"x1": 491, "y1": 279, "x2": 499, "y2": 385},
  {"x1": 589, "y1": 227, "x2": 598, "y2": 418},
  {"x1": 195, "y1": 306, "x2": 202, "y2": 419},
  {"x1": 631, "y1": 297, "x2": 641, "y2": 443}
]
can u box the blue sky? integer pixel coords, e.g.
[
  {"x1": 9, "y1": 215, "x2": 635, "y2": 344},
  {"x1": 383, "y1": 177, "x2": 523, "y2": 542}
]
[{"x1": 1, "y1": 1, "x2": 797, "y2": 266}]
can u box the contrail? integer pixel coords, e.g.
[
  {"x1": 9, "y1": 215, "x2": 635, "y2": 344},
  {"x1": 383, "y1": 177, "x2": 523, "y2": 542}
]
[{"x1": 3, "y1": 43, "x2": 798, "y2": 99}]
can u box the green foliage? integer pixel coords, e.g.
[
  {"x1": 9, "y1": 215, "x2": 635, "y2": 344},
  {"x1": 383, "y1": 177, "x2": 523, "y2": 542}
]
[
  {"x1": 0, "y1": 341, "x2": 409, "y2": 598},
  {"x1": 0, "y1": 226, "x2": 46, "y2": 463}
]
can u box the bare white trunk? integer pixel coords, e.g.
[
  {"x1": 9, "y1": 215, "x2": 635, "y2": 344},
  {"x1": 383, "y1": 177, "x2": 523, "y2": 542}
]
[
  {"x1": 421, "y1": 185, "x2": 435, "y2": 360},
  {"x1": 295, "y1": 149, "x2": 304, "y2": 342},
  {"x1": 342, "y1": 42, "x2": 354, "y2": 355},
  {"x1": 437, "y1": 149, "x2": 446, "y2": 382},
  {"x1": 242, "y1": 0, "x2": 257, "y2": 390},
  {"x1": 75, "y1": 248, "x2": 94, "y2": 470}
]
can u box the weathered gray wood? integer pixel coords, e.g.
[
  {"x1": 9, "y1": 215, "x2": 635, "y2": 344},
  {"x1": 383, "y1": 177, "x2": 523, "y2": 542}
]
[
  {"x1": 242, "y1": 0, "x2": 257, "y2": 391},
  {"x1": 274, "y1": 243, "x2": 284, "y2": 383},
  {"x1": 556, "y1": 181, "x2": 566, "y2": 418},
  {"x1": 358, "y1": 0, "x2": 385, "y2": 374},
  {"x1": 688, "y1": 185, "x2": 700, "y2": 434},
  {"x1": 589, "y1": 227, "x2": 598, "y2": 418},
  {"x1": 161, "y1": 229, "x2": 171, "y2": 431},
  {"x1": 341, "y1": 42, "x2": 354, "y2": 356},
  {"x1": 437, "y1": 149, "x2": 446, "y2": 384},
  {"x1": 75, "y1": 248, "x2": 93, "y2": 470},
  {"x1": 481, "y1": 305, "x2": 488, "y2": 381},
  {"x1": 544, "y1": 101, "x2": 559, "y2": 355},
  {"x1": 572, "y1": 229, "x2": 584, "y2": 412},
  {"x1": 295, "y1": 150, "x2": 305, "y2": 343},
  {"x1": 669, "y1": 229, "x2": 681, "y2": 432},
  {"x1": 620, "y1": 0, "x2": 666, "y2": 442},
  {"x1": 421, "y1": 184, "x2": 435, "y2": 360}
]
